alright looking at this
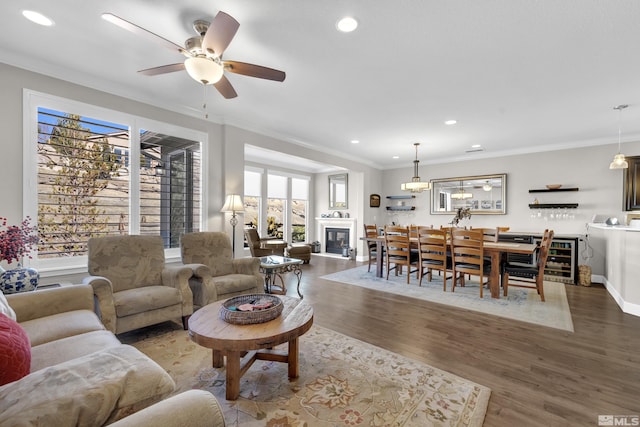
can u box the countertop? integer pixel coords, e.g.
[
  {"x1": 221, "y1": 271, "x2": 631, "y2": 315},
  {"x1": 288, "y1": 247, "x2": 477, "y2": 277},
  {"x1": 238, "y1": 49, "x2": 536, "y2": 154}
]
[{"x1": 588, "y1": 223, "x2": 640, "y2": 232}]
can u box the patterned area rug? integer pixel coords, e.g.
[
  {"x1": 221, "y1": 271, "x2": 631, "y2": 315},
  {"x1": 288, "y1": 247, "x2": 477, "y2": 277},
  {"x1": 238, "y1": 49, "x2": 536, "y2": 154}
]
[
  {"x1": 122, "y1": 322, "x2": 490, "y2": 427},
  {"x1": 322, "y1": 266, "x2": 574, "y2": 332}
]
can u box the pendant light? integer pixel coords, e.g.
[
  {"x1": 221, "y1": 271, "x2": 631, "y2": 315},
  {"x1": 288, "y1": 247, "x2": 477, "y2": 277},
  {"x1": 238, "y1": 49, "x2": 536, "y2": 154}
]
[
  {"x1": 401, "y1": 142, "x2": 431, "y2": 192},
  {"x1": 450, "y1": 180, "x2": 472, "y2": 199},
  {"x1": 609, "y1": 104, "x2": 629, "y2": 169}
]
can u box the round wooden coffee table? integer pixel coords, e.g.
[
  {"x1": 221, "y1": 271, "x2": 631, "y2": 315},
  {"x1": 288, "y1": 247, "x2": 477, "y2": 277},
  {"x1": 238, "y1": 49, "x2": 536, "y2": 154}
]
[{"x1": 188, "y1": 295, "x2": 313, "y2": 400}]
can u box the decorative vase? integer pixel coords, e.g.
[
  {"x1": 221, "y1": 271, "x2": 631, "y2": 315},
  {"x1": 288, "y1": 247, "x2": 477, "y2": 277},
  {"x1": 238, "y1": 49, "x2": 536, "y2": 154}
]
[{"x1": 0, "y1": 264, "x2": 39, "y2": 294}]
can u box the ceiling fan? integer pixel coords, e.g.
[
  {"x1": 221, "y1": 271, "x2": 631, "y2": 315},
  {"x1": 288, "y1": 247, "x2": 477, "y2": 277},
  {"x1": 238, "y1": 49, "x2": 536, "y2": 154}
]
[{"x1": 102, "y1": 11, "x2": 286, "y2": 99}]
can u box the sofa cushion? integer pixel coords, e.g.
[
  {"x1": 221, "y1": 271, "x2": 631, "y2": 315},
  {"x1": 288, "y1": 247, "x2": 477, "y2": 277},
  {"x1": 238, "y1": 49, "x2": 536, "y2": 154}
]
[
  {"x1": 0, "y1": 344, "x2": 175, "y2": 426},
  {"x1": 211, "y1": 274, "x2": 262, "y2": 296},
  {"x1": 114, "y1": 285, "x2": 182, "y2": 317},
  {"x1": 30, "y1": 330, "x2": 121, "y2": 373},
  {"x1": 20, "y1": 309, "x2": 106, "y2": 347},
  {"x1": 0, "y1": 313, "x2": 30, "y2": 386}
]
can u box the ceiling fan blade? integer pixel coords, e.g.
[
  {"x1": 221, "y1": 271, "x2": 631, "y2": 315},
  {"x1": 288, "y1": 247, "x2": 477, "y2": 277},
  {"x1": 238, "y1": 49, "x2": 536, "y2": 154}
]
[
  {"x1": 138, "y1": 63, "x2": 185, "y2": 76},
  {"x1": 224, "y1": 61, "x2": 286, "y2": 82},
  {"x1": 102, "y1": 13, "x2": 185, "y2": 55},
  {"x1": 201, "y1": 11, "x2": 240, "y2": 57},
  {"x1": 214, "y1": 75, "x2": 238, "y2": 99}
]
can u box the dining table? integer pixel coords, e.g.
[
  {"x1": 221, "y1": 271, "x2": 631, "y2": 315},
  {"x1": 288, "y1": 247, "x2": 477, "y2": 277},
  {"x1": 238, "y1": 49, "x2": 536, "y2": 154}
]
[{"x1": 361, "y1": 235, "x2": 537, "y2": 299}]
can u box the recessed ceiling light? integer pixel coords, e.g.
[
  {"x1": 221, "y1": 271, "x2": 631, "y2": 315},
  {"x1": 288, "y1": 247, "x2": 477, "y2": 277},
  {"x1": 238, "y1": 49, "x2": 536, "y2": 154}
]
[
  {"x1": 471, "y1": 144, "x2": 481, "y2": 148},
  {"x1": 445, "y1": 119, "x2": 457, "y2": 125},
  {"x1": 336, "y1": 17, "x2": 358, "y2": 33},
  {"x1": 350, "y1": 140, "x2": 359, "y2": 144},
  {"x1": 392, "y1": 155, "x2": 399, "y2": 159},
  {"x1": 22, "y1": 10, "x2": 54, "y2": 26}
]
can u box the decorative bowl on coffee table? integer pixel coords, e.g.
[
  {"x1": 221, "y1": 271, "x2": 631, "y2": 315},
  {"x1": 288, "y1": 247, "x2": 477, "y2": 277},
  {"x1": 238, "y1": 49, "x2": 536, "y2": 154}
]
[{"x1": 219, "y1": 294, "x2": 283, "y2": 325}]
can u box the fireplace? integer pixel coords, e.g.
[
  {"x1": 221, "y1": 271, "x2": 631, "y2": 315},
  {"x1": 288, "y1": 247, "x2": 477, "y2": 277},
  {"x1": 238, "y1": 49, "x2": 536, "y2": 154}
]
[
  {"x1": 325, "y1": 227, "x2": 350, "y2": 254},
  {"x1": 315, "y1": 217, "x2": 357, "y2": 257}
]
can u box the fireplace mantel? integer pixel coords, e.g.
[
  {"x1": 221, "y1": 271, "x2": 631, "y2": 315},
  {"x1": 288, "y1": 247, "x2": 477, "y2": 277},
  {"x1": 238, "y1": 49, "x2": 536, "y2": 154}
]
[{"x1": 315, "y1": 217, "x2": 357, "y2": 253}]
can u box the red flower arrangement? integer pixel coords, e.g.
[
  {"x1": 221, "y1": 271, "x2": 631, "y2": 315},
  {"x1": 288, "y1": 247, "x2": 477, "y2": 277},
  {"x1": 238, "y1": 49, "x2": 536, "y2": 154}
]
[{"x1": 0, "y1": 217, "x2": 39, "y2": 265}]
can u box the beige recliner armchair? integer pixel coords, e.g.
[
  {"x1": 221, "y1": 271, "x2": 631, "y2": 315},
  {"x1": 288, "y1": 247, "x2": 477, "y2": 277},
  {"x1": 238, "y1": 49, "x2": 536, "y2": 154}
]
[
  {"x1": 181, "y1": 232, "x2": 264, "y2": 310},
  {"x1": 84, "y1": 235, "x2": 193, "y2": 334}
]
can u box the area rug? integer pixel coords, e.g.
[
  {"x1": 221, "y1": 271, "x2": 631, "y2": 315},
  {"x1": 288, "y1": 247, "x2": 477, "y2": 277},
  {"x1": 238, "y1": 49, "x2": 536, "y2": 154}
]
[
  {"x1": 321, "y1": 266, "x2": 574, "y2": 332},
  {"x1": 123, "y1": 323, "x2": 491, "y2": 427}
]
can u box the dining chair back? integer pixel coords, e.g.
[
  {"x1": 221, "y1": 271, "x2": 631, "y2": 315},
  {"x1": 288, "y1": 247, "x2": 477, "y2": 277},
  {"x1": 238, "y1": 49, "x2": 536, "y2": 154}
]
[
  {"x1": 450, "y1": 228, "x2": 491, "y2": 297},
  {"x1": 502, "y1": 229, "x2": 554, "y2": 301},
  {"x1": 470, "y1": 227, "x2": 502, "y2": 242},
  {"x1": 384, "y1": 225, "x2": 419, "y2": 284},
  {"x1": 417, "y1": 228, "x2": 454, "y2": 290},
  {"x1": 364, "y1": 224, "x2": 381, "y2": 273}
]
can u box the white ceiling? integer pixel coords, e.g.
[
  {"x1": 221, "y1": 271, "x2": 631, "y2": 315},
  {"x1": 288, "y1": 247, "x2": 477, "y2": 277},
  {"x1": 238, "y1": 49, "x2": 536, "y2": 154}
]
[{"x1": 2, "y1": 0, "x2": 640, "y2": 171}]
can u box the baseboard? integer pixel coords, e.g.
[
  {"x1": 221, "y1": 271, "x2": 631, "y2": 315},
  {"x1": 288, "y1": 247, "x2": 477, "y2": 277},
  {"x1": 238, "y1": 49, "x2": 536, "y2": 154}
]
[{"x1": 598, "y1": 274, "x2": 640, "y2": 317}]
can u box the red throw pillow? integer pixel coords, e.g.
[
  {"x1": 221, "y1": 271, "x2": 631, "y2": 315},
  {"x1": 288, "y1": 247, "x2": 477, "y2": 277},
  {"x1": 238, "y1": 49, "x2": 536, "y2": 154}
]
[{"x1": 0, "y1": 313, "x2": 31, "y2": 386}]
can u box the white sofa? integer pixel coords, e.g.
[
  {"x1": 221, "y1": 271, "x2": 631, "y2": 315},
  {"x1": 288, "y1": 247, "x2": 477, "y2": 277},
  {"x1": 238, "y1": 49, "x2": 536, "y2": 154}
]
[{"x1": 0, "y1": 285, "x2": 225, "y2": 426}]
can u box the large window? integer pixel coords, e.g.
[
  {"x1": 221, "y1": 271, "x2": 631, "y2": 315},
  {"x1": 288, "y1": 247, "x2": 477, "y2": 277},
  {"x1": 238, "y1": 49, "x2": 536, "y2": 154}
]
[
  {"x1": 243, "y1": 167, "x2": 309, "y2": 244},
  {"x1": 243, "y1": 170, "x2": 262, "y2": 229},
  {"x1": 25, "y1": 91, "x2": 206, "y2": 270},
  {"x1": 291, "y1": 177, "x2": 308, "y2": 242},
  {"x1": 267, "y1": 174, "x2": 287, "y2": 239}
]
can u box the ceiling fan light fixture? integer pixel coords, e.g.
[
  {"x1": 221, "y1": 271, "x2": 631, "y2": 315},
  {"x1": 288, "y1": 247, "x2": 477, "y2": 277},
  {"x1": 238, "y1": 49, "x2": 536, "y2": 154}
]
[
  {"x1": 184, "y1": 56, "x2": 223, "y2": 85},
  {"x1": 401, "y1": 143, "x2": 431, "y2": 193},
  {"x1": 609, "y1": 104, "x2": 629, "y2": 170},
  {"x1": 482, "y1": 181, "x2": 493, "y2": 191}
]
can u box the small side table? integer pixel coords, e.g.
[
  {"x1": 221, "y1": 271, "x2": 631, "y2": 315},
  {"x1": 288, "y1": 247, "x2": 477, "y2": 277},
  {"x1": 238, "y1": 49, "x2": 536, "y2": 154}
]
[{"x1": 259, "y1": 255, "x2": 304, "y2": 298}]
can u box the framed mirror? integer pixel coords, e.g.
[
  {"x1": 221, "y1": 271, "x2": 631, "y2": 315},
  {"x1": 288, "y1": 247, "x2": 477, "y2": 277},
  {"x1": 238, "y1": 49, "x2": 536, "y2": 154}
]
[
  {"x1": 430, "y1": 173, "x2": 506, "y2": 215},
  {"x1": 329, "y1": 173, "x2": 348, "y2": 209}
]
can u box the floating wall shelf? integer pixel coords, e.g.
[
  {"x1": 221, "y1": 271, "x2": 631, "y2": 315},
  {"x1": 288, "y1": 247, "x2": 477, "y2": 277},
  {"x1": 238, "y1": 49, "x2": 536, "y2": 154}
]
[
  {"x1": 528, "y1": 203, "x2": 578, "y2": 209},
  {"x1": 529, "y1": 188, "x2": 579, "y2": 193},
  {"x1": 386, "y1": 206, "x2": 416, "y2": 211}
]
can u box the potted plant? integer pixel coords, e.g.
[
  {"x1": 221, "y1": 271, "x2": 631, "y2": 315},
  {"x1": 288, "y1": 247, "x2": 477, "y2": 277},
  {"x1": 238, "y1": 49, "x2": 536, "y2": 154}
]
[{"x1": 0, "y1": 216, "x2": 40, "y2": 293}]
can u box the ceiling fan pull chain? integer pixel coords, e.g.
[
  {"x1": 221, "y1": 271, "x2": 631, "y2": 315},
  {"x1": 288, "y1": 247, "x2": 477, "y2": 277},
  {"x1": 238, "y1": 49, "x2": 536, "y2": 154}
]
[{"x1": 202, "y1": 84, "x2": 208, "y2": 119}]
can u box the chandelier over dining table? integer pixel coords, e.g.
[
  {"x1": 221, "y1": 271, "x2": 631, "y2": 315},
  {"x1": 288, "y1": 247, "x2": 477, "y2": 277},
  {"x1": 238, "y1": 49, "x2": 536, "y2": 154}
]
[{"x1": 401, "y1": 143, "x2": 431, "y2": 193}]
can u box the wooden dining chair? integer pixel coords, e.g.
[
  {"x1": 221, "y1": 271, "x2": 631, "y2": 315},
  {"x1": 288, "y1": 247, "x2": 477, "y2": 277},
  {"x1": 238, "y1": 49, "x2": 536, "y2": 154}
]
[
  {"x1": 470, "y1": 227, "x2": 501, "y2": 242},
  {"x1": 364, "y1": 224, "x2": 381, "y2": 273},
  {"x1": 417, "y1": 227, "x2": 454, "y2": 290},
  {"x1": 450, "y1": 228, "x2": 491, "y2": 297},
  {"x1": 502, "y1": 229, "x2": 554, "y2": 301},
  {"x1": 384, "y1": 225, "x2": 419, "y2": 284}
]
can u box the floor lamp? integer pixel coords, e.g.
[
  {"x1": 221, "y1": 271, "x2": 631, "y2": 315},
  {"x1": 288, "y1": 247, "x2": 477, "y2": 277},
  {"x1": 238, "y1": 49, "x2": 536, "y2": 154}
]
[{"x1": 221, "y1": 194, "x2": 244, "y2": 256}]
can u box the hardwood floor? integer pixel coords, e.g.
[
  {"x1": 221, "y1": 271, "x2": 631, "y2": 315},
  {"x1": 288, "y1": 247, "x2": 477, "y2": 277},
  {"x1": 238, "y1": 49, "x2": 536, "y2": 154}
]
[{"x1": 287, "y1": 255, "x2": 640, "y2": 426}]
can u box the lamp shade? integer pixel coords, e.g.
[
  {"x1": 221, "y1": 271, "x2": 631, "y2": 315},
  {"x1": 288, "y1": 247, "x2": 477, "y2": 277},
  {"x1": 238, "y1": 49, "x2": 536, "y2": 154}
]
[
  {"x1": 401, "y1": 181, "x2": 431, "y2": 191},
  {"x1": 450, "y1": 191, "x2": 473, "y2": 199},
  {"x1": 609, "y1": 153, "x2": 629, "y2": 169},
  {"x1": 609, "y1": 104, "x2": 629, "y2": 170},
  {"x1": 221, "y1": 194, "x2": 244, "y2": 213},
  {"x1": 184, "y1": 56, "x2": 224, "y2": 85}
]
